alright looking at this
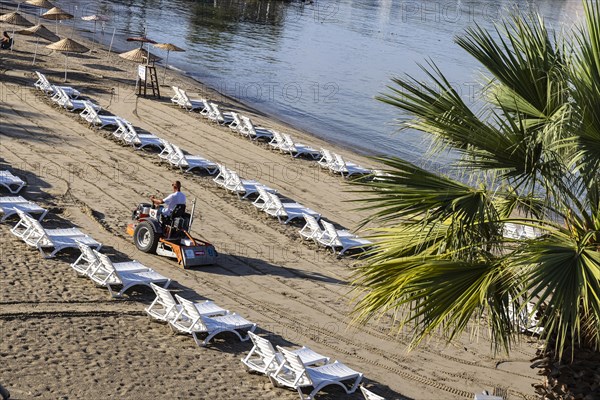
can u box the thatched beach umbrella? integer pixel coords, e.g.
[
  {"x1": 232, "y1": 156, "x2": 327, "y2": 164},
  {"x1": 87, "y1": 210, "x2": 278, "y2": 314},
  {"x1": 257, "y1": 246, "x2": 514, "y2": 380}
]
[
  {"x1": 0, "y1": 11, "x2": 34, "y2": 50},
  {"x1": 25, "y1": 0, "x2": 55, "y2": 9},
  {"x1": 0, "y1": 11, "x2": 34, "y2": 27},
  {"x1": 17, "y1": 23, "x2": 59, "y2": 65},
  {"x1": 119, "y1": 47, "x2": 161, "y2": 64},
  {"x1": 46, "y1": 38, "x2": 89, "y2": 81},
  {"x1": 40, "y1": 7, "x2": 73, "y2": 34},
  {"x1": 152, "y1": 43, "x2": 185, "y2": 83}
]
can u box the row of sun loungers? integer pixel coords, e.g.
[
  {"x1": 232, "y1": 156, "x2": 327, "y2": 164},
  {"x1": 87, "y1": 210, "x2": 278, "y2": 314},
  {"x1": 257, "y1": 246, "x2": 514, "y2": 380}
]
[
  {"x1": 170, "y1": 86, "x2": 372, "y2": 177},
  {"x1": 31, "y1": 73, "x2": 373, "y2": 257}
]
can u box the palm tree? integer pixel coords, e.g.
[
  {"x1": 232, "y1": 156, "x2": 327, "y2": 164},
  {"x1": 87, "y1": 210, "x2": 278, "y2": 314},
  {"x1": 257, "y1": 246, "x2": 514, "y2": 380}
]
[{"x1": 351, "y1": 1, "x2": 600, "y2": 361}]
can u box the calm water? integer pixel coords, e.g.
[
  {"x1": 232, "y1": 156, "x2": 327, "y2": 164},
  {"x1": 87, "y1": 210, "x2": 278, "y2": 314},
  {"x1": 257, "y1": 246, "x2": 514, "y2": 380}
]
[{"x1": 49, "y1": 0, "x2": 583, "y2": 162}]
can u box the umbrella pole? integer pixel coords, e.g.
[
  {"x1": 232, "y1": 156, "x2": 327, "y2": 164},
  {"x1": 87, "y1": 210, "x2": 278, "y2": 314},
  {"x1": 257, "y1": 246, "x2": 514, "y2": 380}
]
[
  {"x1": 163, "y1": 50, "x2": 170, "y2": 85},
  {"x1": 10, "y1": 2, "x2": 20, "y2": 52},
  {"x1": 64, "y1": 54, "x2": 68, "y2": 82},
  {"x1": 32, "y1": 37, "x2": 39, "y2": 65},
  {"x1": 55, "y1": 19, "x2": 59, "y2": 35},
  {"x1": 107, "y1": 27, "x2": 116, "y2": 58}
]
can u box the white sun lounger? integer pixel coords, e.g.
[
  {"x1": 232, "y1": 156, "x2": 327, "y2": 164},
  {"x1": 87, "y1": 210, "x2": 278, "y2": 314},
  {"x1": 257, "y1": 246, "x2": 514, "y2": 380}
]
[
  {"x1": 170, "y1": 144, "x2": 218, "y2": 174},
  {"x1": 242, "y1": 331, "x2": 329, "y2": 376},
  {"x1": 53, "y1": 87, "x2": 99, "y2": 112},
  {"x1": 298, "y1": 213, "x2": 324, "y2": 242},
  {"x1": 225, "y1": 171, "x2": 276, "y2": 199},
  {"x1": 317, "y1": 149, "x2": 335, "y2": 169},
  {"x1": 212, "y1": 164, "x2": 232, "y2": 188},
  {"x1": 0, "y1": 171, "x2": 26, "y2": 194},
  {"x1": 263, "y1": 193, "x2": 321, "y2": 224},
  {"x1": 329, "y1": 153, "x2": 371, "y2": 177},
  {"x1": 146, "y1": 283, "x2": 228, "y2": 323},
  {"x1": 34, "y1": 71, "x2": 80, "y2": 98},
  {"x1": 0, "y1": 196, "x2": 47, "y2": 222},
  {"x1": 317, "y1": 220, "x2": 372, "y2": 256},
  {"x1": 239, "y1": 116, "x2": 275, "y2": 141},
  {"x1": 87, "y1": 250, "x2": 170, "y2": 298},
  {"x1": 11, "y1": 210, "x2": 102, "y2": 258},
  {"x1": 71, "y1": 242, "x2": 151, "y2": 277},
  {"x1": 170, "y1": 294, "x2": 256, "y2": 346},
  {"x1": 229, "y1": 112, "x2": 243, "y2": 132},
  {"x1": 269, "y1": 130, "x2": 290, "y2": 152},
  {"x1": 208, "y1": 103, "x2": 235, "y2": 125},
  {"x1": 270, "y1": 346, "x2": 363, "y2": 400},
  {"x1": 360, "y1": 386, "x2": 386, "y2": 400},
  {"x1": 282, "y1": 134, "x2": 321, "y2": 159},
  {"x1": 170, "y1": 86, "x2": 183, "y2": 105},
  {"x1": 80, "y1": 101, "x2": 125, "y2": 129},
  {"x1": 121, "y1": 122, "x2": 164, "y2": 150},
  {"x1": 176, "y1": 88, "x2": 207, "y2": 112}
]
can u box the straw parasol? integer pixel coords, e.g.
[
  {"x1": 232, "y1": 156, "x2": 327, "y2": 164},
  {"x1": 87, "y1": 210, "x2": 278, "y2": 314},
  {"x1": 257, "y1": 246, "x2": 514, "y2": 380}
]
[
  {"x1": 119, "y1": 47, "x2": 161, "y2": 64},
  {"x1": 40, "y1": 7, "x2": 73, "y2": 34},
  {"x1": 46, "y1": 38, "x2": 89, "y2": 81},
  {"x1": 152, "y1": 43, "x2": 185, "y2": 83},
  {"x1": 0, "y1": 11, "x2": 34, "y2": 50},
  {"x1": 17, "y1": 23, "x2": 59, "y2": 64},
  {"x1": 0, "y1": 12, "x2": 34, "y2": 27},
  {"x1": 25, "y1": 0, "x2": 54, "y2": 9},
  {"x1": 81, "y1": 14, "x2": 109, "y2": 52}
]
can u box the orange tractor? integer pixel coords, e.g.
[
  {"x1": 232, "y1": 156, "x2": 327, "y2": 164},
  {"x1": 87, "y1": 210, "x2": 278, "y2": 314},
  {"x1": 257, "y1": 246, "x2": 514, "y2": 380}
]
[{"x1": 126, "y1": 199, "x2": 218, "y2": 268}]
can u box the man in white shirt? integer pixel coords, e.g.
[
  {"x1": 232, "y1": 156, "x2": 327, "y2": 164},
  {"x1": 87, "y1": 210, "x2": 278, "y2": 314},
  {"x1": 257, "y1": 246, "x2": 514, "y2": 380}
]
[{"x1": 149, "y1": 180, "x2": 186, "y2": 216}]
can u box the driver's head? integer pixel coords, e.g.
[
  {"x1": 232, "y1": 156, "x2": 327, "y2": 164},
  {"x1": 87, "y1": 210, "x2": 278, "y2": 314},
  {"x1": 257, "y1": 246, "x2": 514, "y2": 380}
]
[{"x1": 172, "y1": 180, "x2": 181, "y2": 192}]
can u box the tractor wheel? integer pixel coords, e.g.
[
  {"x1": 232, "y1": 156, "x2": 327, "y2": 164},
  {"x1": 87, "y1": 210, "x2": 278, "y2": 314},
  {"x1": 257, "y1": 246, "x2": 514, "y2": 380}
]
[{"x1": 134, "y1": 221, "x2": 159, "y2": 253}]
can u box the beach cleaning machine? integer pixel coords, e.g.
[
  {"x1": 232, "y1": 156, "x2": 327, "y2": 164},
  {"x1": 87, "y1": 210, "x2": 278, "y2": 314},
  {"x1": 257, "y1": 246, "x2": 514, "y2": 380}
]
[{"x1": 126, "y1": 198, "x2": 218, "y2": 268}]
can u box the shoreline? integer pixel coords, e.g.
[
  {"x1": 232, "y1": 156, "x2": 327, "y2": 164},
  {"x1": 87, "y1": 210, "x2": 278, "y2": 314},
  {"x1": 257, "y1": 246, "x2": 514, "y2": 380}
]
[{"x1": 68, "y1": 7, "x2": 391, "y2": 160}]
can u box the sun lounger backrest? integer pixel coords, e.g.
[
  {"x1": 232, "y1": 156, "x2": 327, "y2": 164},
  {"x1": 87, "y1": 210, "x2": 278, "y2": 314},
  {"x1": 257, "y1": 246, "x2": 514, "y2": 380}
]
[
  {"x1": 256, "y1": 187, "x2": 271, "y2": 202},
  {"x1": 95, "y1": 251, "x2": 117, "y2": 275},
  {"x1": 174, "y1": 294, "x2": 204, "y2": 324},
  {"x1": 228, "y1": 171, "x2": 242, "y2": 186},
  {"x1": 321, "y1": 220, "x2": 339, "y2": 238},
  {"x1": 210, "y1": 103, "x2": 224, "y2": 119},
  {"x1": 277, "y1": 346, "x2": 311, "y2": 385},
  {"x1": 333, "y1": 153, "x2": 347, "y2": 168},
  {"x1": 152, "y1": 283, "x2": 178, "y2": 311},
  {"x1": 360, "y1": 386, "x2": 386, "y2": 400},
  {"x1": 303, "y1": 214, "x2": 322, "y2": 232},
  {"x1": 267, "y1": 193, "x2": 283, "y2": 209},
  {"x1": 77, "y1": 242, "x2": 98, "y2": 262},
  {"x1": 248, "y1": 331, "x2": 278, "y2": 359}
]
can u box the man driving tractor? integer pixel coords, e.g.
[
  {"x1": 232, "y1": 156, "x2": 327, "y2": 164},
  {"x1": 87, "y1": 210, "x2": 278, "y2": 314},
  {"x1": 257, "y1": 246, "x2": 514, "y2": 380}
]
[{"x1": 150, "y1": 180, "x2": 186, "y2": 216}]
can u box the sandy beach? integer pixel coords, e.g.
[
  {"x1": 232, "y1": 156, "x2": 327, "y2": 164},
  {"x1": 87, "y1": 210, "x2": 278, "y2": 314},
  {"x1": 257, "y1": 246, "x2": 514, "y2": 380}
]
[{"x1": 0, "y1": 13, "x2": 542, "y2": 400}]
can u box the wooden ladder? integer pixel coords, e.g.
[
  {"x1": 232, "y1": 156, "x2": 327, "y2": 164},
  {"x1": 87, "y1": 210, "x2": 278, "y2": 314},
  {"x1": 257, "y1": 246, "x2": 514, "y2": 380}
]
[{"x1": 138, "y1": 65, "x2": 161, "y2": 98}]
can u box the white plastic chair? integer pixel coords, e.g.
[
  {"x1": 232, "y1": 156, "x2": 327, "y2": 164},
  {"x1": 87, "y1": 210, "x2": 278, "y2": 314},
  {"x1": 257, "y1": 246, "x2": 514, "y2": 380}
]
[
  {"x1": 241, "y1": 331, "x2": 329, "y2": 376},
  {"x1": 0, "y1": 171, "x2": 26, "y2": 194},
  {"x1": 170, "y1": 294, "x2": 256, "y2": 346},
  {"x1": 54, "y1": 87, "x2": 99, "y2": 112},
  {"x1": 269, "y1": 130, "x2": 290, "y2": 152},
  {"x1": 270, "y1": 346, "x2": 363, "y2": 400}
]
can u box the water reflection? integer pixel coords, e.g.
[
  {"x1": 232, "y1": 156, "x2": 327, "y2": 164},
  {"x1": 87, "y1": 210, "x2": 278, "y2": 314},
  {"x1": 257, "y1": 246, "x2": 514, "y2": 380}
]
[{"x1": 49, "y1": 0, "x2": 585, "y2": 162}]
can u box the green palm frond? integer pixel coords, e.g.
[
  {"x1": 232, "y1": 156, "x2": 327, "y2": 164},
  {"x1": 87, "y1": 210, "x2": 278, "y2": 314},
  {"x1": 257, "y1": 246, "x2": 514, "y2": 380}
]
[{"x1": 352, "y1": 0, "x2": 600, "y2": 360}]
